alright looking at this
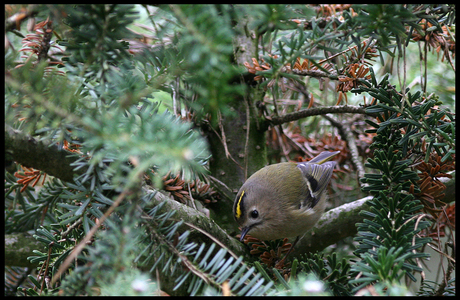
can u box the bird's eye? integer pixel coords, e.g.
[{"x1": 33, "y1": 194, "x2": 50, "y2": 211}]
[{"x1": 250, "y1": 210, "x2": 259, "y2": 219}]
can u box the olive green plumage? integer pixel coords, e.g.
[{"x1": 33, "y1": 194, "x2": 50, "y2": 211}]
[{"x1": 234, "y1": 151, "x2": 339, "y2": 241}]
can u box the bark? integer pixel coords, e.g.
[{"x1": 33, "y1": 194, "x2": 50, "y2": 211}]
[
  {"x1": 5, "y1": 232, "x2": 44, "y2": 268},
  {"x1": 5, "y1": 124, "x2": 85, "y2": 183},
  {"x1": 291, "y1": 196, "x2": 372, "y2": 257},
  {"x1": 205, "y1": 21, "x2": 268, "y2": 233}
]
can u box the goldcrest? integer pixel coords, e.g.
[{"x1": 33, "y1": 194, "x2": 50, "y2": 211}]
[{"x1": 234, "y1": 151, "x2": 339, "y2": 242}]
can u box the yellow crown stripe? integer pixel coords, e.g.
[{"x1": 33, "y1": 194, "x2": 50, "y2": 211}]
[{"x1": 235, "y1": 190, "x2": 245, "y2": 219}]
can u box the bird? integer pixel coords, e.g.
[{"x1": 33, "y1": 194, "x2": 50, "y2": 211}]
[{"x1": 233, "y1": 151, "x2": 340, "y2": 265}]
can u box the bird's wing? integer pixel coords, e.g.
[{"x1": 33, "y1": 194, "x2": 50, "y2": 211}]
[{"x1": 296, "y1": 161, "x2": 336, "y2": 209}]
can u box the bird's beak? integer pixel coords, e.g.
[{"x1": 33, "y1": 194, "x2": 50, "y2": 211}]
[{"x1": 239, "y1": 226, "x2": 251, "y2": 242}]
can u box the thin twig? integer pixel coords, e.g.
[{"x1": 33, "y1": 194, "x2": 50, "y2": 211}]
[
  {"x1": 218, "y1": 111, "x2": 230, "y2": 159},
  {"x1": 441, "y1": 35, "x2": 455, "y2": 72},
  {"x1": 50, "y1": 188, "x2": 130, "y2": 286},
  {"x1": 215, "y1": 112, "x2": 243, "y2": 169},
  {"x1": 208, "y1": 175, "x2": 235, "y2": 201},
  {"x1": 39, "y1": 244, "x2": 53, "y2": 294},
  {"x1": 183, "y1": 221, "x2": 242, "y2": 263},
  {"x1": 187, "y1": 183, "x2": 197, "y2": 210},
  {"x1": 412, "y1": 214, "x2": 429, "y2": 283},
  {"x1": 60, "y1": 218, "x2": 83, "y2": 238},
  {"x1": 243, "y1": 98, "x2": 251, "y2": 180},
  {"x1": 323, "y1": 114, "x2": 367, "y2": 184},
  {"x1": 139, "y1": 208, "x2": 212, "y2": 285}
]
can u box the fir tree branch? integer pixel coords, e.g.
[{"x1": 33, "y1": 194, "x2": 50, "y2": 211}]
[
  {"x1": 291, "y1": 174, "x2": 456, "y2": 260},
  {"x1": 51, "y1": 163, "x2": 145, "y2": 287},
  {"x1": 37, "y1": 19, "x2": 53, "y2": 62},
  {"x1": 5, "y1": 124, "x2": 245, "y2": 260},
  {"x1": 143, "y1": 187, "x2": 249, "y2": 259},
  {"x1": 5, "y1": 175, "x2": 455, "y2": 272}
]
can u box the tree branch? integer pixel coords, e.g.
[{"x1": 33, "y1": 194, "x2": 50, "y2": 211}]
[
  {"x1": 291, "y1": 172, "x2": 456, "y2": 257},
  {"x1": 291, "y1": 67, "x2": 338, "y2": 79},
  {"x1": 143, "y1": 187, "x2": 249, "y2": 259},
  {"x1": 5, "y1": 124, "x2": 84, "y2": 183},
  {"x1": 5, "y1": 232, "x2": 44, "y2": 268},
  {"x1": 6, "y1": 125, "x2": 454, "y2": 268},
  {"x1": 268, "y1": 105, "x2": 372, "y2": 126},
  {"x1": 291, "y1": 196, "x2": 372, "y2": 257}
]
